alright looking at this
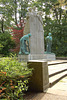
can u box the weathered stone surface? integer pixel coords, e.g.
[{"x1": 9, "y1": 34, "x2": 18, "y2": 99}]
[
  {"x1": 29, "y1": 13, "x2": 44, "y2": 54},
  {"x1": 27, "y1": 60, "x2": 49, "y2": 92},
  {"x1": 18, "y1": 53, "x2": 56, "y2": 61},
  {"x1": 24, "y1": 18, "x2": 30, "y2": 35},
  {"x1": 44, "y1": 53, "x2": 56, "y2": 61},
  {"x1": 18, "y1": 55, "x2": 29, "y2": 61},
  {"x1": 24, "y1": 9, "x2": 44, "y2": 55}
]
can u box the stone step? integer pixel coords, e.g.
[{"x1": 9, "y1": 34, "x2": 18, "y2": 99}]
[
  {"x1": 49, "y1": 68, "x2": 67, "y2": 77},
  {"x1": 48, "y1": 60, "x2": 67, "y2": 66},
  {"x1": 49, "y1": 71, "x2": 67, "y2": 87},
  {"x1": 48, "y1": 63, "x2": 67, "y2": 77}
]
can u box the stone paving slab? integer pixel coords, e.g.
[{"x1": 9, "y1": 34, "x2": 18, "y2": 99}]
[
  {"x1": 40, "y1": 93, "x2": 67, "y2": 100},
  {"x1": 50, "y1": 76, "x2": 67, "y2": 91},
  {"x1": 49, "y1": 71, "x2": 67, "y2": 85},
  {"x1": 47, "y1": 87, "x2": 67, "y2": 96},
  {"x1": 47, "y1": 76, "x2": 67, "y2": 96},
  {"x1": 48, "y1": 63, "x2": 67, "y2": 87},
  {"x1": 47, "y1": 89, "x2": 67, "y2": 96},
  {"x1": 48, "y1": 60, "x2": 67, "y2": 65},
  {"x1": 48, "y1": 63, "x2": 67, "y2": 75},
  {"x1": 24, "y1": 92, "x2": 67, "y2": 100}
]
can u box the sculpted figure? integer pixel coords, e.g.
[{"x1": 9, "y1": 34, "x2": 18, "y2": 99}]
[
  {"x1": 45, "y1": 33, "x2": 52, "y2": 53},
  {"x1": 19, "y1": 33, "x2": 31, "y2": 55}
]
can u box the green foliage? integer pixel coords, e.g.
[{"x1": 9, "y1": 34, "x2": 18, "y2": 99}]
[
  {"x1": 0, "y1": 32, "x2": 15, "y2": 56},
  {"x1": 52, "y1": 20, "x2": 67, "y2": 56},
  {"x1": 0, "y1": 43, "x2": 3, "y2": 48},
  {"x1": 0, "y1": 0, "x2": 14, "y2": 32},
  {"x1": 0, "y1": 0, "x2": 30, "y2": 32},
  {"x1": 41, "y1": 0, "x2": 67, "y2": 57},
  {"x1": 0, "y1": 0, "x2": 67, "y2": 57},
  {"x1": 31, "y1": 0, "x2": 67, "y2": 57},
  {"x1": 44, "y1": 18, "x2": 67, "y2": 56},
  {"x1": 0, "y1": 56, "x2": 33, "y2": 99},
  {"x1": 0, "y1": 57, "x2": 32, "y2": 77}
]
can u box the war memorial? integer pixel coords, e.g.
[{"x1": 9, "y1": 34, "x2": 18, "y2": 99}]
[{"x1": 18, "y1": 8, "x2": 56, "y2": 61}]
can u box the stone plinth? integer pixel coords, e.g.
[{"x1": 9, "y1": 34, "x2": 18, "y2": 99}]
[
  {"x1": 44, "y1": 53, "x2": 56, "y2": 61},
  {"x1": 18, "y1": 54, "x2": 45, "y2": 61},
  {"x1": 27, "y1": 60, "x2": 49, "y2": 92},
  {"x1": 18, "y1": 53, "x2": 56, "y2": 61},
  {"x1": 18, "y1": 55, "x2": 30, "y2": 61}
]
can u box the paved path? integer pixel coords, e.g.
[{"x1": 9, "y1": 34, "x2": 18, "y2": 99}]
[
  {"x1": 24, "y1": 92, "x2": 67, "y2": 100},
  {"x1": 47, "y1": 76, "x2": 67, "y2": 96},
  {"x1": 24, "y1": 62, "x2": 67, "y2": 100},
  {"x1": 47, "y1": 62, "x2": 67, "y2": 99},
  {"x1": 24, "y1": 76, "x2": 67, "y2": 100}
]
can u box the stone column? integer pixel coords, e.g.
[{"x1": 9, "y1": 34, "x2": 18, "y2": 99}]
[{"x1": 27, "y1": 60, "x2": 49, "y2": 92}]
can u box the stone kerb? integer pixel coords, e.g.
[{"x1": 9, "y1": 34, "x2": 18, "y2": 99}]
[{"x1": 27, "y1": 60, "x2": 49, "y2": 92}]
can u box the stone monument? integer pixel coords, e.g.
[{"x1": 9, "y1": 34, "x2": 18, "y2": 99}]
[{"x1": 18, "y1": 8, "x2": 55, "y2": 61}]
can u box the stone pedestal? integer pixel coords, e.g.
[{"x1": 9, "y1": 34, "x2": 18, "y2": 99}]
[
  {"x1": 18, "y1": 53, "x2": 56, "y2": 61},
  {"x1": 44, "y1": 53, "x2": 56, "y2": 61},
  {"x1": 27, "y1": 60, "x2": 49, "y2": 92}
]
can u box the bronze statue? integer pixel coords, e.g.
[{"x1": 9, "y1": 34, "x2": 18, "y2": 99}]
[
  {"x1": 19, "y1": 33, "x2": 31, "y2": 55},
  {"x1": 45, "y1": 33, "x2": 52, "y2": 53}
]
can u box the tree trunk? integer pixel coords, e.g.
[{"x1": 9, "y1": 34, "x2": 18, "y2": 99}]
[
  {"x1": 1, "y1": 19, "x2": 4, "y2": 33},
  {"x1": 14, "y1": 0, "x2": 17, "y2": 25}
]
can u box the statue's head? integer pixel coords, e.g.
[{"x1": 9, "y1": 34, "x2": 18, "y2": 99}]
[
  {"x1": 28, "y1": 33, "x2": 31, "y2": 37},
  {"x1": 28, "y1": 7, "x2": 32, "y2": 12},
  {"x1": 38, "y1": 11, "x2": 43, "y2": 16},
  {"x1": 33, "y1": 7, "x2": 36, "y2": 11},
  {"x1": 49, "y1": 33, "x2": 52, "y2": 36}
]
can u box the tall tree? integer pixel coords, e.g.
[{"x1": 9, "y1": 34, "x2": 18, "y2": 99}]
[
  {"x1": 31, "y1": 0, "x2": 67, "y2": 56},
  {"x1": 0, "y1": 0, "x2": 30, "y2": 32}
]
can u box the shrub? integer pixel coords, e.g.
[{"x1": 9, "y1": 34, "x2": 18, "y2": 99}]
[
  {"x1": 0, "y1": 32, "x2": 15, "y2": 56},
  {"x1": 0, "y1": 56, "x2": 32, "y2": 99},
  {"x1": 10, "y1": 19, "x2": 25, "y2": 54}
]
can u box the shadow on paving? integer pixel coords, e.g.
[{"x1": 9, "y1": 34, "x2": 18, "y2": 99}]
[
  {"x1": 24, "y1": 76, "x2": 67, "y2": 100},
  {"x1": 24, "y1": 92, "x2": 67, "y2": 100}
]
